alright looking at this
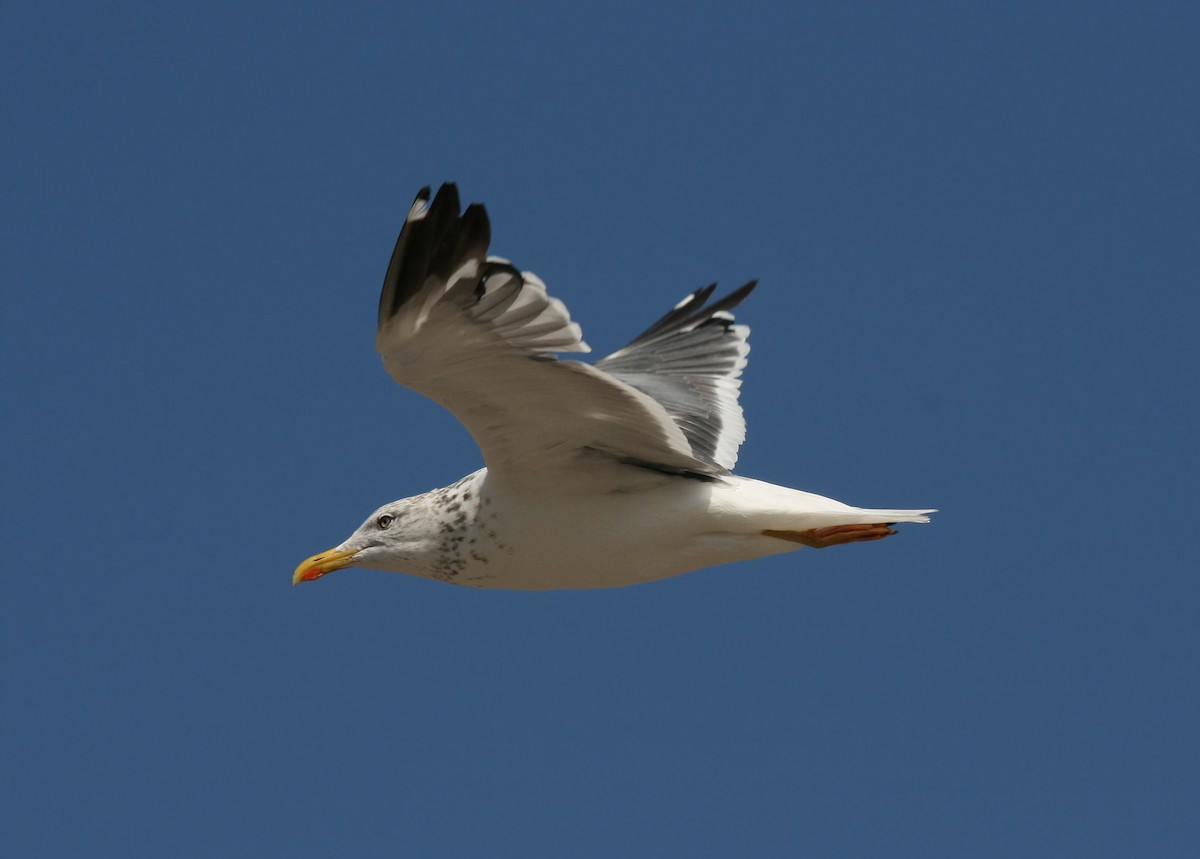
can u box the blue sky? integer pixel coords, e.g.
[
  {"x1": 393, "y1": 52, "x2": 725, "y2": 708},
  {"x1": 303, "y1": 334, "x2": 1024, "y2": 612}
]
[{"x1": 4, "y1": 1, "x2": 1197, "y2": 855}]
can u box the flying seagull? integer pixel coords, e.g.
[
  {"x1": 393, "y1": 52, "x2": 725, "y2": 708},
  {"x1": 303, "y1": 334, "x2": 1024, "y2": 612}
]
[{"x1": 294, "y1": 184, "x2": 934, "y2": 590}]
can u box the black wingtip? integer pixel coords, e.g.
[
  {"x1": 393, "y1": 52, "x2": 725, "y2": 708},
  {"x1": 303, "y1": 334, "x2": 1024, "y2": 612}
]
[
  {"x1": 714, "y1": 279, "x2": 757, "y2": 312},
  {"x1": 681, "y1": 279, "x2": 757, "y2": 326},
  {"x1": 427, "y1": 183, "x2": 461, "y2": 219},
  {"x1": 692, "y1": 283, "x2": 718, "y2": 306},
  {"x1": 379, "y1": 183, "x2": 491, "y2": 327},
  {"x1": 622, "y1": 279, "x2": 759, "y2": 346}
]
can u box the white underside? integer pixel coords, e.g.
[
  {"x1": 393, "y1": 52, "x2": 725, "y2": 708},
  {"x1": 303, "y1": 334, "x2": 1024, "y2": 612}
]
[{"x1": 451, "y1": 470, "x2": 934, "y2": 590}]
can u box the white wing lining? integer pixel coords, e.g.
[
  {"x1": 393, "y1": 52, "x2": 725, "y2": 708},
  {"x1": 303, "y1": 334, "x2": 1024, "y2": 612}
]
[{"x1": 375, "y1": 184, "x2": 745, "y2": 490}]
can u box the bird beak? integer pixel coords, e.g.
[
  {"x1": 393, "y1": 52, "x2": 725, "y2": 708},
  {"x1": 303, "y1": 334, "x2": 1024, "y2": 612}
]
[{"x1": 292, "y1": 548, "x2": 358, "y2": 585}]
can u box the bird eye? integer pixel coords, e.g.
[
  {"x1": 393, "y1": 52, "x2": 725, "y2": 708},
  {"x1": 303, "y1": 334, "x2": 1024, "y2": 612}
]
[{"x1": 376, "y1": 513, "x2": 395, "y2": 530}]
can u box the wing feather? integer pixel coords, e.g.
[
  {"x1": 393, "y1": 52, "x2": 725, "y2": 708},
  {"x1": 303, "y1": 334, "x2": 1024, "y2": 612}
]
[
  {"x1": 375, "y1": 184, "x2": 728, "y2": 490},
  {"x1": 597, "y1": 282, "x2": 755, "y2": 470}
]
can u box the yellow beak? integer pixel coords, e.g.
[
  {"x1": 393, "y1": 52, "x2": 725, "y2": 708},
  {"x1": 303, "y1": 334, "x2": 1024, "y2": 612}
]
[{"x1": 293, "y1": 548, "x2": 358, "y2": 585}]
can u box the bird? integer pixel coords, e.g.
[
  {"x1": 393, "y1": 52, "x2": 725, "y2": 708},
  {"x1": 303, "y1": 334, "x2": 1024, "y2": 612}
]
[{"x1": 293, "y1": 184, "x2": 935, "y2": 590}]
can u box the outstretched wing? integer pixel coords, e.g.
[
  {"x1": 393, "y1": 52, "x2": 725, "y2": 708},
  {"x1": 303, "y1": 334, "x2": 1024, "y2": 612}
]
[
  {"x1": 376, "y1": 184, "x2": 748, "y2": 490},
  {"x1": 597, "y1": 281, "x2": 755, "y2": 471}
]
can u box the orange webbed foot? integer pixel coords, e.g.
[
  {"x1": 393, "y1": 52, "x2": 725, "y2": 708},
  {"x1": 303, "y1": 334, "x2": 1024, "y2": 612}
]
[{"x1": 762, "y1": 523, "x2": 898, "y2": 549}]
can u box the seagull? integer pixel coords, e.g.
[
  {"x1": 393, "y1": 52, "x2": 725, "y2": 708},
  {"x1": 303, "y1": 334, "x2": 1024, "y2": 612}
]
[{"x1": 294, "y1": 184, "x2": 934, "y2": 590}]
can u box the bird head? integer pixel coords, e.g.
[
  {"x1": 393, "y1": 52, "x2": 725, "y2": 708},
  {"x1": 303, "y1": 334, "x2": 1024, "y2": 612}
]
[{"x1": 292, "y1": 503, "x2": 424, "y2": 584}]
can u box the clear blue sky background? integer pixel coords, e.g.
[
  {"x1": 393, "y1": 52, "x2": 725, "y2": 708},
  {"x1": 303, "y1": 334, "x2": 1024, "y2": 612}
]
[{"x1": 4, "y1": 2, "x2": 1197, "y2": 856}]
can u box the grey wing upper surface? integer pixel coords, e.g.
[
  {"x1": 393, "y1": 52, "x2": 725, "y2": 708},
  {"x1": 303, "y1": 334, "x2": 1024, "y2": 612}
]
[
  {"x1": 596, "y1": 281, "x2": 755, "y2": 471},
  {"x1": 374, "y1": 183, "x2": 756, "y2": 490}
]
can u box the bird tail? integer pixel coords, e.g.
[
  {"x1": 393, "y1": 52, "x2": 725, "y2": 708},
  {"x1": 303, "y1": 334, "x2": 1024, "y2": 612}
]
[
  {"x1": 759, "y1": 507, "x2": 937, "y2": 535},
  {"x1": 848, "y1": 507, "x2": 937, "y2": 524},
  {"x1": 722, "y1": 477, "x2": 936, "y2": 531}
]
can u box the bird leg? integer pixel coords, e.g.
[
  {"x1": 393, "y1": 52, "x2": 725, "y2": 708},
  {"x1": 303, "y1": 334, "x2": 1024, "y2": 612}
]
[{"x1": 762, "y1": 523, "x2": 897, "y2": 549}]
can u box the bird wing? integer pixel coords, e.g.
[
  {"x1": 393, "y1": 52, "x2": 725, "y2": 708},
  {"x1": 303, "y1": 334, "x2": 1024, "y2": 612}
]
[
  {"x1": 596, "y1": 280, "x2": 755, "y2": 471},
  {"x1": 376, "y1": 184, "x2": 754, "y2": 491}
]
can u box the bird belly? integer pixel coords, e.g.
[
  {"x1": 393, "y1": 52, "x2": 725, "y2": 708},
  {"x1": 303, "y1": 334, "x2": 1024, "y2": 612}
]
[{"x1": 456, "y1": 476, "x2": 797, "y2": 590}]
